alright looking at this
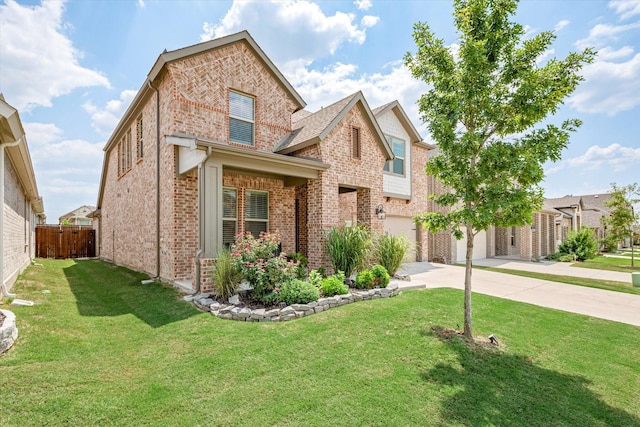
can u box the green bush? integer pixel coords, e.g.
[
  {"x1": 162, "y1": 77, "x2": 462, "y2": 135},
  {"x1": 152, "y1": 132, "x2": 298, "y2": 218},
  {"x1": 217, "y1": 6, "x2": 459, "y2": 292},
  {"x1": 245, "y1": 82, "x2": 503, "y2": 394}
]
[
  {"x1": 559, "y1": 254, "x2": 576, "y2": 262},
  {"x1": 309, "y1": 269, "x2": 324, "y2": 289},
  {"x1": 558, "y1": 227, "x2": 599, "y2": 261},
  {"x1": 325, "y1": 225, "x2": 371, "y2": 278},
  {"x1": 212, "y1": 250, "x2": 242, "y2": 299},
  {"x1": 373, "y1": 233, "x2": 410, "y2": 276},
  {"x1": 600, "y1": 234, "x2": 618, "y2": 252},
  {"x1": 321, "y1": 272, "x2": 349, "y2": 296},
  {"x1": 371, "y1": 264, "x2": 390, "y2": 287},
  {"x1": 355, "y1": 269, "x2": 373, "y2": 289},
  {"x1": 278, "y1": 279, "x2": 320, "y2": 305},
  {"x1": 287, "y1": 252, "x2": 308, "y2": 280},
  {"x1": 545, "y1": 252, "x2": 561, "y2": 261}
]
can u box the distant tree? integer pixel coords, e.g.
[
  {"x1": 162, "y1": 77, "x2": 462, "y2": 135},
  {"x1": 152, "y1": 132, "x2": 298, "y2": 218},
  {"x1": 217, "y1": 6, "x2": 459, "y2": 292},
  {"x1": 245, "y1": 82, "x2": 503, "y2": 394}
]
[
  {"x1": 604, "y1": 182, "x2": 640, "y2": 265},
  {"x1": 405, "y1": 0, "x2": 595, "y2": 340}
]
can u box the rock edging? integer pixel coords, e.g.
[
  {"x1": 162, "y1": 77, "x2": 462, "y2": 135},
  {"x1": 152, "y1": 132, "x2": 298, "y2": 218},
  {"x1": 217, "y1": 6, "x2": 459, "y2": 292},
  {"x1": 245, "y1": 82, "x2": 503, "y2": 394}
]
[
  {"x1": 185, "y1": 283, "x2": 401, "y2": 322},
  {"x1": 0, "y1": 309, "x2": 18, "y2": 355}
]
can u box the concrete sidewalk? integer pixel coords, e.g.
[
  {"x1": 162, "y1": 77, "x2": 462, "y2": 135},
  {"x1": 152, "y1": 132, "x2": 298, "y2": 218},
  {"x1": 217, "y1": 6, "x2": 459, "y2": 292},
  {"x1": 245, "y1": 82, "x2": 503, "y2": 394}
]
[{"x1": 392, "y1": 261, "x2": 640, "y2": 326}]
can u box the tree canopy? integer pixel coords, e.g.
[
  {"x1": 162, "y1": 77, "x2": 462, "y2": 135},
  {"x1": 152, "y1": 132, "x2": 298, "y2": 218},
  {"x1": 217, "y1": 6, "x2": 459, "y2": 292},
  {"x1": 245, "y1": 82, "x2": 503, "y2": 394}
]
[
  {"x1": 604, "y1": 183, "x2": 640, "y2": 255},
  {"x1": 405, "y1": 0, "x2": 595, "y2": 339}
]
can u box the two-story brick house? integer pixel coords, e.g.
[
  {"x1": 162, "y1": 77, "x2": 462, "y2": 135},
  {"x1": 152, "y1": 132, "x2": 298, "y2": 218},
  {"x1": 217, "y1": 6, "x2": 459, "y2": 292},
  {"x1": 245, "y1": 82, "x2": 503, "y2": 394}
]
[{"x1": 94, "y1": 31, "x2": 439, "y2": 292}]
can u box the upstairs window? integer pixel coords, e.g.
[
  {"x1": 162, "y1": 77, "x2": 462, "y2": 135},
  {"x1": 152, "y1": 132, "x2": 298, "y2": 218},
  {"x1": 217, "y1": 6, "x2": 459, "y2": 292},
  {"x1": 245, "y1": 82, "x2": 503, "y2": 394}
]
[
  {"x1": 245, "y1": 190, "x2": 268, "y2": 237},
  {"x1": 118, "y1": 129, "x2": 133, "y2": 176},
  {"x1": 351, "y1": 127, "x2": 360, "y2": 159},
  {"x1": 229, "y1": 91, "x2": 254, "y2": 146},
  {"x1": 222, "y1": 188, "x2": 237, "y2": 248},
  {"x1": 136, "y1": 115, "x2": 143, "y2": 159},
  {"x1": 383, "y1": 136, "x2": 406, "y2": 176}
]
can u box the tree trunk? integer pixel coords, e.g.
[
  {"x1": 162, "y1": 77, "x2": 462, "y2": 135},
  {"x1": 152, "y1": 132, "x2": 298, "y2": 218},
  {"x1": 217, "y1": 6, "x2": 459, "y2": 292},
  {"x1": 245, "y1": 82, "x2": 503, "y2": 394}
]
[{"x1": 463, "y1": 222, "x2": 474, "y2": 340}]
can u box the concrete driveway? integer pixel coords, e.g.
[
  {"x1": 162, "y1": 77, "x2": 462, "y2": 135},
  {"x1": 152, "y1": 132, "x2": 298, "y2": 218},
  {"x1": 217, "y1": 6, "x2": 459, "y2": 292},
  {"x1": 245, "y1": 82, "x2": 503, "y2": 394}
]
[{"x1": 392, "y1": 260, "x2": 640, "y2": 326}]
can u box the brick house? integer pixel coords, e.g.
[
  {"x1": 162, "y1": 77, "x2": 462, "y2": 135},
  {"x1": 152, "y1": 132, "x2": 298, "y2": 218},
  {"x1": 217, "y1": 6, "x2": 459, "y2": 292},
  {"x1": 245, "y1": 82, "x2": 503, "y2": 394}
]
[
  {"x1": 94, "y1": 31, "x2": 439, "y2": 292},
  {"x1": 1, "y1": 95, "x2": 46, "y2": 296},
  {"x1": 59, "y1": 205, "x2": 95, "y2": 226}
]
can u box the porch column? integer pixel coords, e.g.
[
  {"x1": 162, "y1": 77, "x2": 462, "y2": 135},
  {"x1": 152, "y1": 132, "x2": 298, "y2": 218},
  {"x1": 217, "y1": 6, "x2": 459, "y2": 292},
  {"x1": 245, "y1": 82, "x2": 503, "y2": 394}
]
[{"x1": 202, "y1": 158, "x2": 223, "y2": 257}]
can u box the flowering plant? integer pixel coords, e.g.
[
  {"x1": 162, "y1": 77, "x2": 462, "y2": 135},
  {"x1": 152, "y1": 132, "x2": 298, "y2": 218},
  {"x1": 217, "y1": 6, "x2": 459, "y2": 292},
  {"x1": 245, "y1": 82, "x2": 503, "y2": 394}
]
[{"x1": 230, "y1": 231, "x2": 299, "y2": 303}]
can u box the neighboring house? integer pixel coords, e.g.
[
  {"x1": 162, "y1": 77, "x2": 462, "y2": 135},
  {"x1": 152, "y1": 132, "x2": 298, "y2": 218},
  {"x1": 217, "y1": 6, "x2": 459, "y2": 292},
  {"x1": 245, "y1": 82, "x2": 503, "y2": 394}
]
[
  {"x1": 59, "y1": 205, "x2": 96, "y2": 226},
  {"x1": 0, "y1": 95, "x2": 46, "y2": 296},
  {"x1": 546, "y1": 193, "x2": 612, "y2": 244}
]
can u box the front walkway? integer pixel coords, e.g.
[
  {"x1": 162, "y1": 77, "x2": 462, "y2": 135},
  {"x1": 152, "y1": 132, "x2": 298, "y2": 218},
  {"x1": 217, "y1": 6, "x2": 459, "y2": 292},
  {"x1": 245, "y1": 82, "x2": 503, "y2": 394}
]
[{"x1": 393, "y1": 261, "x2": 640, "y2": 326}]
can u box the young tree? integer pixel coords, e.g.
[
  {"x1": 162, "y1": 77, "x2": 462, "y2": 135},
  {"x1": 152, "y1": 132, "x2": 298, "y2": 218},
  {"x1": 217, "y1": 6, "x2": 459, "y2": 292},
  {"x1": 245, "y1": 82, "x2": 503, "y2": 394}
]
[
  {"x1": 405, "y1": 0, "x2": 594, "y2": 340},
  {"x1": 604, "y1": 183, "x2": 640, "y2": 266}
]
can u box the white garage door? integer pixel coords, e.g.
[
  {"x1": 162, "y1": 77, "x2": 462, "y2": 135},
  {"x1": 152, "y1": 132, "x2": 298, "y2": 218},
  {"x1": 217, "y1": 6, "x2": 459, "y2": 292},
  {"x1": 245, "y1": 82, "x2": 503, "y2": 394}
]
[
  {"x1": 383, "y1": 216, "x2": 417, "y2": 262},
  {"x1": 454, "y1": 228, "x2": 486, "y2": 263}
]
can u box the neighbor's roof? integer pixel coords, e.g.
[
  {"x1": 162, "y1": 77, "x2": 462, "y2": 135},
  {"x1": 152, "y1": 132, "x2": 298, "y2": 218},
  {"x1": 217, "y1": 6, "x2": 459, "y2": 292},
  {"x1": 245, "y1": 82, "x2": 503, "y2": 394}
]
[{"x1": 546, "y1": 195, "x2": 583, "y2": 209}]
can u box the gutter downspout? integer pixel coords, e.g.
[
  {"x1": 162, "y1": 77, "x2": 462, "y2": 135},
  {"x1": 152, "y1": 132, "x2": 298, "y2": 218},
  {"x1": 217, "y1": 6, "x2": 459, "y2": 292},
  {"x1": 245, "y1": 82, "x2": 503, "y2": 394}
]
[
  {"x1": 1, "y1": 137, "x2": 24, "y2": 298},
  {"x1": 147, "y1": 79, "x2": 161, "y2": 280},
  {"x1": 193, "y1": 146, "x2": 213, "y2": 295}
]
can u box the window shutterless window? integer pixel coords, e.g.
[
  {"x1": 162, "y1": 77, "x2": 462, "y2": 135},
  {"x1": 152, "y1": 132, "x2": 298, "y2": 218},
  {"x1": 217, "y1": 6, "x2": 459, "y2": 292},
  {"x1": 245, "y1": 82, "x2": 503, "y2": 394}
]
[
  {"x1": 383, "y1": 136, "x2": 405, "y2": 175},
  {"x1": 352, "y1": 127, "x2": 361, "y2": 159},
  {"x1": 136, "y1": 116, "x2": 143, "y2": 159},
  {"x1": 222, "y1": 188, "x2": 237, "y2": 248},
  {"x1": 245, "y1": 190, "x2": 268, "y2": 237},
  {"x1": 229, "y1": 91, "x2": 254, "y2": 146}
]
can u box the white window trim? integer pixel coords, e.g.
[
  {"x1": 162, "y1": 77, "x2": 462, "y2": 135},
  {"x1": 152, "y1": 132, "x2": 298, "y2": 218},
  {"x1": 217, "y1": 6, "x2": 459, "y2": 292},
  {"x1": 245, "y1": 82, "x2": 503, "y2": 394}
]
[
  {"x1": 229, "y1": 90, "x2": 255, "y2": 146},
  {"x1": 383, "y1": 135, "x2": 406, "y2": 177}
]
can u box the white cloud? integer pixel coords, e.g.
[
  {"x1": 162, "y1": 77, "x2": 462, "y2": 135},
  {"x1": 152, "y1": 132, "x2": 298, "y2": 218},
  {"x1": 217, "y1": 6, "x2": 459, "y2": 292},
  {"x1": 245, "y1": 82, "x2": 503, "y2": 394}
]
[
  {"x1": 289, "y1": 60, "x2": 430, "y2": 136},
  {"x1": 609, "y1": 0, "x2": 640, "y2": 20},
  {"x1": 354, "y1": 0, "x2": 372, "y2": 11},
  {"x1": 200, "y1": 0, "x2": 379, "y2": 65},
  {"x1": 22, "y1": 122, "x2": 104, "y2": 219},
  {"x1": 576, "y1": 22, "x2": 640, "y2": 50},
  {"x1": 83, "y1": 90, "x2": 138, "y2": 136},
  {"x1": 555, "y1": 20, "x2": 570, "y2": 32},
  {"x1": 597, "y1": 45, "x2": 635, "y2": 60},
  {"x1": 0, "y1": 0, "x2": 110, "y2": 111},
  {"x1": 569, "y1": 53, "x2": 640, "y2": 115},
  {"x1": 545, "y1": 143, "x2": 640, "y2": 174}
]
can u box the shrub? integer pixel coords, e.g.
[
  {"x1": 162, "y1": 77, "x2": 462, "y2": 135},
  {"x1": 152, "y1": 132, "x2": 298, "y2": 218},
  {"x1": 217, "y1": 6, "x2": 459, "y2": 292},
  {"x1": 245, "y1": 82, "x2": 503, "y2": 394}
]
[
  {"x1": 600, "y1": 234, "x2": 618, "y2": 252},
  {"x1": 325, "y1": 225, "x2": 371, "y2": 278},
  {"x1": 309, "y1": 269, "x2": 324, "y2": 289},
  {"x1": 230, "y1": 231, "x2": 299, "y2": 303},
  {"x1": 559, "y1": 254, "x2": 576, "y2": 262},
  {"x1": 355, "y1": 269, "x2": 373, "y2": 289},
  {"x1": 370, "y1": 264, "x2": 390, "y2": 288},
  {"x1": 288, "y1": 252, "x2": 308, "y2": 280},
  {"x1": 321, "y1": 272, "x2": 349, "y2": 296},
  {"x1": 545, "y1": 252, "x2": 561, "y2": 261},
  {"x1": 373, "y1": 233, "x2": 410, "y2": 276},
  {"x1": 278, "y1": 279, "x2": 320, "y2": 305},
  {"x1": 558, "y1": 227, "x2": 599, "y2": 261},
  {"x1": 212, "y1": 250, "x2": 242, "y2": 299}
]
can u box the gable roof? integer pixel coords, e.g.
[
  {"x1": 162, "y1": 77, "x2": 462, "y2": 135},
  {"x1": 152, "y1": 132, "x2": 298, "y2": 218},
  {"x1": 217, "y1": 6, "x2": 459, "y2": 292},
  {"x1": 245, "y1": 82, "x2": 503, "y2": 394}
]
[
  {"x1": 372, "y1": 100, "x2": 434, "y2": 149},
  {"x1": 103, "y1": 30, "x2": 305, "y2": 154},
  {"x1": 59, "y1": 205, "x2": 96, "y2": 221},
  {"x1": 273, "y1": 91, "x2": 393, "y2": 159},
  {"x1": 546, "y1": 195, "x2": 583, "y2": 210}
]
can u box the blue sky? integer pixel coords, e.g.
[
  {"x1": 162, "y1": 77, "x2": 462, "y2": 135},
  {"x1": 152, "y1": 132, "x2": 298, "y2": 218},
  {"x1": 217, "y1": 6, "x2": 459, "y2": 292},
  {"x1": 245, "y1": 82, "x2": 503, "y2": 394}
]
[{"x1": 1, "y1": 0, "x2": 639, "y2": 221}]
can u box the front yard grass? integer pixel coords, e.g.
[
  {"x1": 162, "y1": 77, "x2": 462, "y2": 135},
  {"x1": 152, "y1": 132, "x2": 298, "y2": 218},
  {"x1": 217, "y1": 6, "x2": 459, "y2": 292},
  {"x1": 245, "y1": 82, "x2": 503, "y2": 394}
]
[
  {"x1": 573, "y1": 255, "x2": 640, "y2": 273},
  {"x1": 474, "y1": 265, "x2": 640, "y2": 295},
  {"x1": 1, "y1": 259, "x2": 639, "y2": 426}
]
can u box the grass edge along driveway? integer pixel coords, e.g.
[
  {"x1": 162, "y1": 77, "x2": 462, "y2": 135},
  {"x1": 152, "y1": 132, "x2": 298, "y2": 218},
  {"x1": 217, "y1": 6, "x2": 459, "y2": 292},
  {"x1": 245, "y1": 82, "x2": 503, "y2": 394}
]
[{"x1": 1, "y1": 259, "x2": 639, "y2": 426}]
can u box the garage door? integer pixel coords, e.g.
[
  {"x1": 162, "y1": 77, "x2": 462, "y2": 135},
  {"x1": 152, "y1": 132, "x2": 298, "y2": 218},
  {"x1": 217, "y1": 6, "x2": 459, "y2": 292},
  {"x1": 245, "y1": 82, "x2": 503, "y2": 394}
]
[
  {"x1": 454, "y1": 228, "x2": 486, "y2": 263},
  {"x1": 383, "y1": 216, "x2": 417, "y2": 262}
]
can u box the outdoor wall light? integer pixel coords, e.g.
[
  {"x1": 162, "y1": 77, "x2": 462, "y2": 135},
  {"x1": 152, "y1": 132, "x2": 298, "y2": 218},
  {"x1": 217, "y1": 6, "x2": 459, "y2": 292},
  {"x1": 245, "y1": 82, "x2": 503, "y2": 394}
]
[
  {"x1": 375, "y1": 204, "x2": 386, "y2": 220},
  {"x1": 531, "y1": 225, "x2": 536, "y2": 232}
]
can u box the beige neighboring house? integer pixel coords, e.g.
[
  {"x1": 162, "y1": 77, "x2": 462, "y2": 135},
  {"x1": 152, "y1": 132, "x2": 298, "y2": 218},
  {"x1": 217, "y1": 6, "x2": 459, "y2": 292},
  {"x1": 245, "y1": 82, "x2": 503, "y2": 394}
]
[
  {"x1": 1, "y1": 95, "x2": 46, "y2": 296},
  {"x1": 546, "y1": 193, "x2": 612, "y2": 245},
  {"x1": 59, "y1": 205, "x2": 96, "y2": 226}
]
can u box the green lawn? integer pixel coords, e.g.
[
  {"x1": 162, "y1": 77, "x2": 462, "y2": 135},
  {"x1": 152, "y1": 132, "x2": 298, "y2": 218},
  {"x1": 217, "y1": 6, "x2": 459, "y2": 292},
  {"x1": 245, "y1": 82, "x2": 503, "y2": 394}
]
[
  {"x1": 473, "y1": 265, "x2": 640, "y2": 295},
  {"x1": 1, "y1": 259, "x2": 639, "y2": 426},
  {"x1": 573, "y1": 255, "x2": 640, "y2": 273}
]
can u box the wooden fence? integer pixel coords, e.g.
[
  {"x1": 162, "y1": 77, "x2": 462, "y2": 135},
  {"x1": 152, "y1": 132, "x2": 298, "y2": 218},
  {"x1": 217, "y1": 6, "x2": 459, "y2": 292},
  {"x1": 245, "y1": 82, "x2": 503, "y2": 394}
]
[{"x1": 36, "y1": 225, "x2": 96, "y2": 259}]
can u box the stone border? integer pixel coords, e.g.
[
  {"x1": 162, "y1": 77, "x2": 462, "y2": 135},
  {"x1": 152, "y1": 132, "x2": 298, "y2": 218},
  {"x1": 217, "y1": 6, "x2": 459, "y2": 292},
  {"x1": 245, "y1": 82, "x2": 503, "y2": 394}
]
[
  {"x1": 185, "y1": 283, "x2": 401, "y2": 322},
  {"x1": 0, "y1": 309, "x2": 18, "y2": 355}
]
